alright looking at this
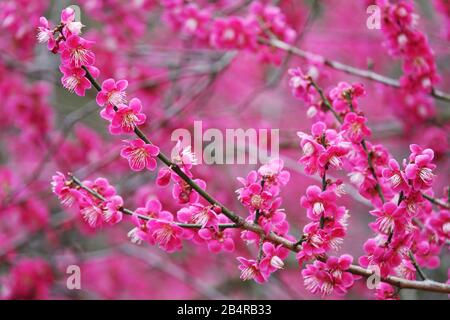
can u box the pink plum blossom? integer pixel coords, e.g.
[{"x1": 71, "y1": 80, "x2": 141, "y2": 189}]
[
  {"x1": 96, "y1": 78, "x2": 128, "y2": 119},
  {"x1": 109, "y1": 98, "x2": 147, "y2": 135},
  {"x1": 60, "y1": 35, "x2": 95, "y2": 68},
  {"x1": 236, "y1": 257, "x2": 267, "y2": 284},
  {"x1": 302, "y1": 254, "x2": 355, "y2": 296},
  {"x1": 147, "y1": 219, "x2": 186, "y2": 253},
  {"x1": 120, "y1": 139, "x2": 159, "y2": 171},
  {"x1": 341, "y1": 112, "x2": 372, "y2": 143}
]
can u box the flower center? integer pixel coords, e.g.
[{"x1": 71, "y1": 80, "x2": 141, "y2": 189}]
[
  {"x1": 122, "y1": 112, "x2": 138, "y2": 129},
  {"x1": 62, "y1": 75, "x2": 80, "y2": 92},
  {"x1": 71, "y1": 46, "x2": 90, "y2": 66},
  {"x1": 60, "y1": 190, "x2": 76, "y2": 207},
  {"x1": 302, "y1": 142, "x2": 314, "y2": 156},
  {"x1": 154, "y1": 225, "x2": 174, "y2": 245},
  {"x1": 310, "y1": 233, "x2": 324, "y2": 247},
  {"x1": 240, "y1": 266, "x2": 256, "y2": 281},
  {"x1": 81, "y1": 205, "x2": 100, "y2": 227},
  {"x1": 185, "y1": 18, "x2": 198, "y2": 32},
  {"x1": 192, "y1": 208, "x2": 210, "y2": 226},
  {"x1": 328, "y1": 155, "x2": 341, "y2": 168},
  {"x1": 223, "y1": 28, "x2": 235, "y2": 40},
  {"x1": 251, "y1": 194, "x2": 263, "y2": 208},
  {"x1": 418, "y1": 167, "x2": 434, "y2": 183},
  {"x1": 108, "y1": 90, "x2": 126, "y2": 106},
  {"x1": 270, "y1": 256, "x2": 284, "y2": 269},
  {"x1": 129, "y1": 147, "x2": 148, "y2": 169},
  {"x1": 442, "y1": 222, "x2": 450, "y2": 234},
  {"x1": 377, "y1": 216, "x2": 394, "y2": 234},
  {"x1": 313, "y1": 202, "x2": 325, "y2": 215},
  {"x1": 389, "y1": 173, "x2": 401, "y2": 188},
  {"x1": 37, "y1": 30, "x2": 50, "y2": 43}
]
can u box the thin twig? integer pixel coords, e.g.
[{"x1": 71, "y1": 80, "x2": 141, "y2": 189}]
[
  {"x1": 69, "y1": 174, "x2": 238, "y2": 230},
  {"x1": 259, "y1": 37, "x2": 450, "y2": 104}
]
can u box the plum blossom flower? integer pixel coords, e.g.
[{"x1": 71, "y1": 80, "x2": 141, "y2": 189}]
[
  {"x1": 84, "y1": 177, "x2": 117, "y2": 199},
  {"x1": 109, "y1": 98, "x2": 147, "y2": 135},
  {"x1": 379, "y1": 0, "x2": 439, "y2": 94},
  {"x1": 60, "y1": 35, "x2": 95, "y2": 67},
  {"x1": 36, "y1": 17, "x2": 55, "y2": 50},
  {"x1": 177, "y1": 203, "x2": 218, "y2": 229},
  {"x1": 96, "y1": 78, "x2": 128, "y2": 119},
  {"x1": 59, "y1": 65, "x2": 92, "y2": 96},
  {"x1": 329, "y1": 82, "x2": 365, "y2": 113},
  {"x1": 51, "y1": 172, "x2": 81, "y2": 208},
  {"x1": 259, "y1": 242, "x2": 289, "y2": 276},
  {"x1": 102, "y1": 195, "x2": 123, "y2": 224},
  {"x1": 249, "y1": 1, "x2": 296, "y2": 64},
  {"x1": 296, "y1": 219, "x2": 347, "y2": 264},
  {"x1": 257, "y1": 158, "x2": 290, "y2": 193},
  {"x1": 120, "y1": 139, "x2": 159, "y2": 171},
  {"x1": 375, "y1": 283, "x2": 399, "y2": 300},
  {"x1": 147, "y1": 219, "x2": 186, "y2": 253},
  {"x1": 382, "y1": 158, "x2": 409, "y2": 193},
  {"x1": 171, "y1": 138, "x2": 197, "y2": 170},
  {"x1": 136, "y1": 199, "x2": 171, "y2": 220},
  {"x1": 198, "y1": 215, "x2": 235, "y2": 253},
  {"x1": 300, "y1": 185, "x2": 338, "y2": 222},
  {"x1": 298, "y1": 137, "x2": 325, "y2": 175},
  {"x1": 317, "y1": 145, "x2": 349, "y2": 170},
  {"x1": 341, "y1": 112, "x2": 372, "y2": 143},
  {"x1": 172, "y1": 175, "x2": 206, "y2": 204},
  {"x1": 128, "y1": 199, "x2": 173, "y2": 244},
  {"x1": 396, "y1": 258, "x2": 417, "y2": 280},
  {"x1": 236, "y1": 168, "x2": 277, "y2": 213},
  {"x1": 297, "y1": 122, "x2": 349, "y2": 175},
  {"x1": 77, "y1": 177, "x2": 118, "y2": 228},
  {"x1": 399, "y1": 190, "x2": 429, "y2": 216},
  {"x1": 405, "y1": 145, "x2": 436, "y2": 190},
  {"x1": 236, "y1": 257, "x2": 267, "y2": 284},
  {"x1": 358, "y1": 236, "x2": 411, "y2": 277},
  {"x1": 60, "y1": 6, "x2": 84, "y2": 36},
  {"x1": 301, "y1": 254, "x2": 355, "y2": 296},
  {"x1": 78, "y1": 198, "x2": 104, "y2": 228},
  {"x1": 255, "y1": 197, "x2": 288, "y2": 235},
  {"x1": 288, "y1": 67, "x2": 315, "y2": 103},
  {"x1": 414, "y1": 239, "x2": 441, "y2": 269},
  {"x1": 156, "y1": 167, "x2": 172, "y2": 187},
  {"x1": 237, "y1": 182, "x2": 273, "y2": 213},
  {"x1": 369, "y1": 202, "x2": 407, "y2": 235},
  {"x1": 427, "y1": 209, "x2": 450, "y2": 243}
]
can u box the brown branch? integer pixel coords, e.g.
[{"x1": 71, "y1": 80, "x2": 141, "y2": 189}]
[{"x1": 69, "y1": 174, "x2": 238, "y2": 230}]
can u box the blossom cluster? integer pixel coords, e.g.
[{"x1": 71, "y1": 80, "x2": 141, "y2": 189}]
[
  {"x1": 41, "y1": 8, "x2": 238, "y2": 255},
  {"x1": 377, "y1": 0, "x2": 440, "y2": 123},
  {"x1": 235, "y1": 159, "x2": 291, "y2": 283},
  {"x1": 289, "y1": 65, "x2": 448, "y2": 299},
  {"x1": 38, "y1": 7, "x2": 161, "y2": 173},
  {"x1": 295, "y1": 118, "x2": 355, "y2": 295}
]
